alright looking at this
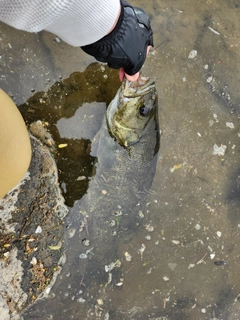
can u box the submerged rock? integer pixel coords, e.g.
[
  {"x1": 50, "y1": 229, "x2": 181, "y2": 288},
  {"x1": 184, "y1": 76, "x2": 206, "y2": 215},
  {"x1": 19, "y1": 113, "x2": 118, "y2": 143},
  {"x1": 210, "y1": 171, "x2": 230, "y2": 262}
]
[{"x1": 0, "y1": 134, "x2": 68, "y2": 318}]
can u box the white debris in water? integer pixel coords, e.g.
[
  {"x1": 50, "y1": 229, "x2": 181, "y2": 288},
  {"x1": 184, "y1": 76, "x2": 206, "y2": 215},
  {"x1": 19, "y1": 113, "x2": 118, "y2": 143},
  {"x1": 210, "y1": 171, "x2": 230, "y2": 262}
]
[
  {"x1": 138, "y1": 210, "x2": 144, "y2": 218},
  {"x1": 163, "y1": 276, "x2": 169, "y2": 281},
  {"x1": 206, "y1": 76, "x2": 213, "y2": 83},
  {"x1": 182, "y1": 77, "x2": 186, "y2": 82},
  {"x1": 212, "y1": 144, "x2": 227, "y2": 156},
  {"x1": 139, "y1": 244, "x2": 146, "y2": 254},
  {"x1": 226, "y1": 122, "x2": 235, "y2": 129},
  {"x1": 201, "y1": 308, "x2": 207, "y2": 314},
  {"x1": 210, "y1": 253, "x2": 215, "y2": 259},
  {"x1": 147, "y1": 268, "x2": 152, "y2": 274},
  {"x1": 204, "y1": 64, "x2": 209, "y2": 70},
  {"x1": 86, "y1": 247, "x2": 93, "y2": 255},
  {"x1": 3, "y1": 252, "x2": 10, "y2": 258},
  {"x1": 116, "y1": 281, "x2": 124, "y2": 286},
  {"x1": 104, "y1": 312, "x2": 110, "y2": 320},
  {"x1": 208, "y1": 246, "x2": 213, "y2": 252},
  {"x1": 45, "y1": 287, "x2": 51, "y2": 295},
  {"x1": 216, "y1": 231, "x2": 222, "y2": 237},
  {"x1": 145, "y1": 235, "x2": 151, "y2": 240},
  {"x1": 97, "y1": 299, "x2": 104, "y2": 305},
  {"x1": 30, "y1": 257, "x2": 37, "y2": 265},
  {"x1": 125, "y1": 252, "x2": 132, "y2": 262},
  {"x1": 105, "y1": 260, "x2": 121, "y2": 273},
  {"x1": 168, "y1": 263, "x2": 177, "y2": 271},
  {"x1": 79, "y1": 253, "x2": 88, "y2": 259},
  {"x1": 197, "y1": 132, "x2": 202, "y2": 137},
  {"x1": 77, "y1": 297, "x2": 86, "y2": 303},
  {"x1": 68, "y1": 228, "x2": 76, "y2": 238},
  {"x1": 188, "y1": 49, "x2": 197, "y2": 59},
  {"x1": 146, "y1": 225, "x2": 154, "y2": 232},
  {"x1": 35, "y1": 225, "x2": 42, "y2": 234},
  {"x1": 195, "y1": 223, "x2": 201, "y2": 230},
  {"x1": 208, "y1": 26, "x2": 220, "y2": 35}
]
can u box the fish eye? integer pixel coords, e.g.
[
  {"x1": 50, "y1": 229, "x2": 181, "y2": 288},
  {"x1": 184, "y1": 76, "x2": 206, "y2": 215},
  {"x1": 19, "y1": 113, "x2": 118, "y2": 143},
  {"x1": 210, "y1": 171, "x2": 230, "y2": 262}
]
[{"x1": 139, "y1": 105, "x2": 150, "y2": 116}]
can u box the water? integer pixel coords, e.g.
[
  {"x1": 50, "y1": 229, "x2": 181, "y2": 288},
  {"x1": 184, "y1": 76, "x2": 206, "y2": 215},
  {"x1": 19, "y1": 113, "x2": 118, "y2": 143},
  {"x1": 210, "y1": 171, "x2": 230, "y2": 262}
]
[{"x1": 1, "y1": 0, "x2": 240, "y2": 319}]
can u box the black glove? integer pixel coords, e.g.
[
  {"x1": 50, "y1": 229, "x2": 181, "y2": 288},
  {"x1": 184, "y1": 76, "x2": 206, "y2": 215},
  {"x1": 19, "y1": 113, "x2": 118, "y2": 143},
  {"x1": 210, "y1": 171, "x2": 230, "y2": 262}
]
[{"x1": 81, "y1": 0, "x2": 154, "y2": 76}]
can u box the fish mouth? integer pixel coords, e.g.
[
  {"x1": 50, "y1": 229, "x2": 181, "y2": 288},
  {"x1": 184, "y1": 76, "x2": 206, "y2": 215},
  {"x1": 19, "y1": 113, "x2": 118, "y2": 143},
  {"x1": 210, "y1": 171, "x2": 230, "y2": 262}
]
[{"x1": 122, "y1": 77, "x2": 156, "y2": 98}]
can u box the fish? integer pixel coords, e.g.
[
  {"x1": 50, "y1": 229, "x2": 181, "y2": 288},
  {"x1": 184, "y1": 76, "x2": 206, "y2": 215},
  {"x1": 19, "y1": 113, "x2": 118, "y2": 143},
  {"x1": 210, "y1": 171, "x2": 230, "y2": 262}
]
[{"x1": 22, "y1": 76, "x2": 160, "y2": 320}]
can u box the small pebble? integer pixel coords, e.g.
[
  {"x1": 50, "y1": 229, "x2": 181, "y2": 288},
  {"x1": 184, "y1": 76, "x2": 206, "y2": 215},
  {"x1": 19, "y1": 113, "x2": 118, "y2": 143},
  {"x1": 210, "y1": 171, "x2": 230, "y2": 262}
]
[
  {"x1": 82, "y1": 238, "x2": 90, "y2": 246},
  {"x1": 195, "y1": 223, "x2": 201, "y2": 230},
  {"x1": 30, "y1": 257, "x2": 37, "y2": 265},
  {"x1": 35, "y1": 226, "x2": 42, "y2": 234},
  {"x1": 226, "y1": 122, "x2": 235, "y2": 129},
  {"x1": 206, "y1": 76, "x2": 213, "y2": 83},
  {"x1": 125, "y1": 252, "x2": 132, "y2": 262},
  {"x1": 188, "y1": 49, "x2": 197, "y2": 59},
  {"x1": 68, "y1": 229, "x2": 76, "y2": 238},
  {"x1": 216, "y1": 231, "x2": 222, "y2": 237},
  {"x1": 210, "y1": 253, "x2": 215, "y2": 259},
  {"x1": 212, "y1": 144, "x2": 227, "y2": 156}
]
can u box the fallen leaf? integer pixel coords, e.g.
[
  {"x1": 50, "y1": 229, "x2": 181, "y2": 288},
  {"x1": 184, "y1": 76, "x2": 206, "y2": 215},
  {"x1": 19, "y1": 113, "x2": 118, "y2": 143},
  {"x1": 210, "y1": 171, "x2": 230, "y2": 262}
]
[
  {"x1": 77, "y1": 176, "x2": 86, "y2": 181},
  {"x1": 58, "y1": 143, "x2": 68, "y2": 148},
  {"x1": 170, "y1": 164, "x2": 183, "y2": 173},
  {"x1": 48, "y1": 245, "x2": 61, "y2": 250}
]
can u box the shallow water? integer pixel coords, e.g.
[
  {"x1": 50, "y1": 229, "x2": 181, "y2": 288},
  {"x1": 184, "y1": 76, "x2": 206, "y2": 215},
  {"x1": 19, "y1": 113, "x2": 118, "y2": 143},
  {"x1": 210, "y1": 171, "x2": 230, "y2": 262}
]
[{"x1": 1, "y1": 0, "x2": 240, "y2": 319}]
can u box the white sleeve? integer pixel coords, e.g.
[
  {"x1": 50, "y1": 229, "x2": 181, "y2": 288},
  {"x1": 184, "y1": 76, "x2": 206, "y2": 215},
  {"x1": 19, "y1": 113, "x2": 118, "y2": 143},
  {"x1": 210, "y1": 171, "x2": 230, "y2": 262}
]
[{"x1": 0, "y1": 0, "x2": 120, "y2": 46}]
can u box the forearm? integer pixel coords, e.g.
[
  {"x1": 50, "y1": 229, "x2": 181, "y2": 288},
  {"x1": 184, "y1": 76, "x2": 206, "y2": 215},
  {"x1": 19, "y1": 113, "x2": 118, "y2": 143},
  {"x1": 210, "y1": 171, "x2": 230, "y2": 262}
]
[{"x1": 0, "y1": 0, "x2": 121, "y2": 46}]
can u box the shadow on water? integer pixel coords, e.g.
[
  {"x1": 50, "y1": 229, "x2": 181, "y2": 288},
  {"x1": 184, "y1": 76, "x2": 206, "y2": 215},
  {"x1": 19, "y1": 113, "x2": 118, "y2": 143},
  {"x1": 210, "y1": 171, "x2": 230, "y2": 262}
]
[{"x1": 19, "y1": 63, "x2": 120, "y2": 207}]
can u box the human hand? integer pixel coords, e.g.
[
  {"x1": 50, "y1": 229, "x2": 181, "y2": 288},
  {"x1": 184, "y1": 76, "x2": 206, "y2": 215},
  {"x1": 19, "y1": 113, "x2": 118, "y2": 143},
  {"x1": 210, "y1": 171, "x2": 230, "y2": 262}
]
[
  {"x1": 119, "y1": 45, "x2": 151, "y2": 81},
  {"x1": 81, "y1": 0, "x2": 153, "y2": 81}
]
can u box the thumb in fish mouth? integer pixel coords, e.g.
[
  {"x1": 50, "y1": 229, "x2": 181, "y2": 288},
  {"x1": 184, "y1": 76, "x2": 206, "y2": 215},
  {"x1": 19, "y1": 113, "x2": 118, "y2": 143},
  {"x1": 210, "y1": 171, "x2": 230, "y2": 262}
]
[
  {"x1": 119, "y1": 69, "x2": 139, "y2": 82},
  {"x1": 119, "y1": 46, "x2": 152, "y2": 82}
]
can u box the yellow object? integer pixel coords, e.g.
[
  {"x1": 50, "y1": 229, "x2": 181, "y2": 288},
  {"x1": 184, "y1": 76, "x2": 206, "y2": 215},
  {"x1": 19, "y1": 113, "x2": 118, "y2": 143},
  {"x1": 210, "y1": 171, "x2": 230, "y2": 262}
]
[
  {"x1": 0, "y1": 89, "x2": 31, "y2": 199},
  {"x1": 58, "y1": 143, "x2": 68, "y2": 148}
]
